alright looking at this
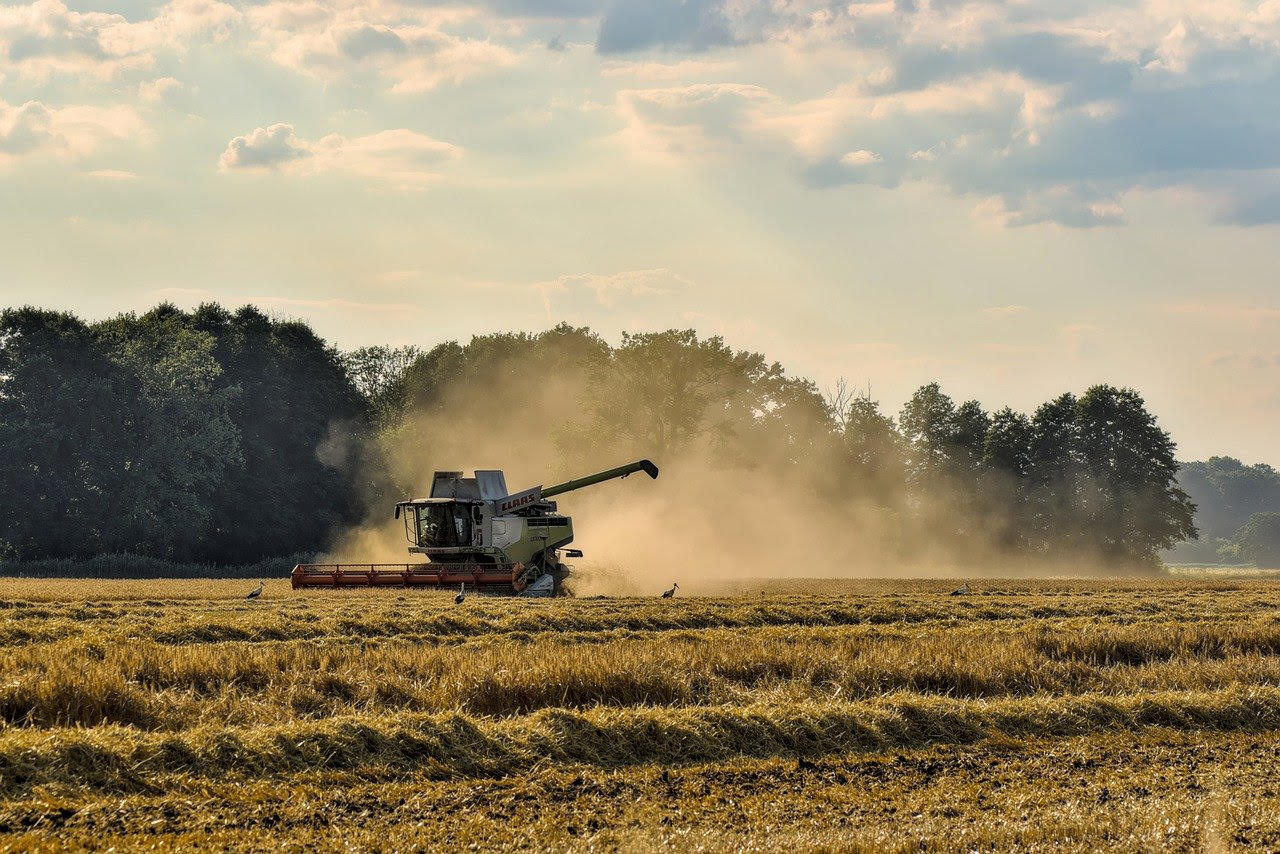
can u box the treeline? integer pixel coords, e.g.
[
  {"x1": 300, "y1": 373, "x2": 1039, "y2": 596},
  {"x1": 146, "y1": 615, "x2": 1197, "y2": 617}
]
[
  {"x1": 1168, "y1": 458, "x2": 1280, "y2": 566},
  {"x1": 2, "y1": 305, "x2": 1204, "y2": 573},
  {"x1": 0, "y1": 305, "x2": 381, "y2": 565},
  {"x1": 351, "y1": 325, "x2": 1197, "y2": 569}
]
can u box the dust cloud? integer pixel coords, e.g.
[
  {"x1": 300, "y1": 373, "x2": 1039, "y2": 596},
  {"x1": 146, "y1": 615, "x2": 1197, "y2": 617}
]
[{"x1": 322, "y1": 348, "x2": 1132, "y2": 594}]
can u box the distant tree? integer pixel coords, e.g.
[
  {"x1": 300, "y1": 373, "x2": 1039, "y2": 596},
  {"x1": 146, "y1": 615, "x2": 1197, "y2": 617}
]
[
  {"x1": 1073, "y1": 386, "x2": 1197, "y2": 566},
  {"x1": 898, "y1": 383, "x2": 958, "y2": 488},
  {"x1": 1234, "y1": 512, "x2": 1280, "y2": 567},
  {"x1": 393, "y1": 324, "x2": 608, "y2": 419},
  {"x1": 981, "y1": 407, "x2": 1034, "y2": 550},
  {"x1": 1026, "y1": 393, "x2": 1085, "y2": 552},
  {"x1": 948, "y1": 400, "x2": 991, "y2": 519},
  {"x1": 582, "y1": 330, "x2": 780, "y2": 461},
  {"x1": 0, "y1": 308, "x2": 130, "y2": 558},
  {"x1": 1175, "y1": 457, "x2": 1280, "y2": 545},
  {"x1": 186, "y1": 304, "x2": 376, "y2": 563},
  {"x1": 750, "y1": 374, "x2": 836, "y2": 480},
  {"x1": 0, "y1": 306, "x2": 241, "y2": 560},
  {"x1": 342, "y1": 345, "x2": 421, "y2": 426},
  {"x1": 839, "y1": 394, "x2": 905, "y2": 505},
  {"x1": 984, "y1": 408, "x2": 1033, "y2": 478},
  {"x1": 92, "y1": 306, "x2": 240, "y2": 558},
  {"x1": 951, "y1": 401, "x2": 991, "y2": 470}
]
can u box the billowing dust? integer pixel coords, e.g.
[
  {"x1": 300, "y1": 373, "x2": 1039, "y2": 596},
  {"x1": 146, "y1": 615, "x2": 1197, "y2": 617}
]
[{"x1": 322, "y1": 351, "x2": 1133, "y2": 596}]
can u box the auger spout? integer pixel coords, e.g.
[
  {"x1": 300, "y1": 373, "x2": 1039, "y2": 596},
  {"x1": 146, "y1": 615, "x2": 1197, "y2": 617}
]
[{"x1": 542, "y1": 459, "x2": 659, "y2": 498}]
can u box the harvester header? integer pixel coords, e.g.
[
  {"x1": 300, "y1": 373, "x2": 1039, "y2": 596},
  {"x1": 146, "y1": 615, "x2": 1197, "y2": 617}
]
[{"x1": 291, "y1": 459, "x2": 659, "y2": 596}]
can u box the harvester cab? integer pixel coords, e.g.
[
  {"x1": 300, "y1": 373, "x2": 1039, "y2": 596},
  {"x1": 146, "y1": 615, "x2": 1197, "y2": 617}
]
[{"x1": 291, "y1": 459, "x2": 658, "y2": 596}]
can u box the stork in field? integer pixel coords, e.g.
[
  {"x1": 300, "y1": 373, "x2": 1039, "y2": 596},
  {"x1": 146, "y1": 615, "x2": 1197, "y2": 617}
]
[
  {"x1": 949, "y1": 583, "x2": 969, "y2": 597},
  {"x1": 455, "y1": 583, "x2": 466, "y2": 605},
  {"x1": 246, "y1": 581, "x2": 265, "y2": 600},
  {"x1": 661, "y1": 582, "x2": 679, "y2": 599}
]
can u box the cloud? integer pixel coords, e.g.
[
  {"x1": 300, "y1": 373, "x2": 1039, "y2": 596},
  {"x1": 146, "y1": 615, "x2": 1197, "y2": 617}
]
[
  {"x1": 974, "y1": 188, "x2": 1126, "y2": 229},
  {"x1": 243, "y1": 1, "x2": 516, "y2": 94},
  {"x1": 594, "y1": 0, "x2": 1280, "y2": 226},
  {"x1": 84, "y1": 168, "x2": 137, "y2": 179},
  {"x1": 219, "y1": 123, "x2": 309, "y2": 170},
  {"x1": 596, "y1": 0, "x2": 737, "y2": 54},
  {"x1": 1213, "y1": 184, "x2": 1280, "y2": 226},
  {"x1": 840, "y1": 149, "x2": 882, "y2": 166},
  {"x1": 983, "y1": 305, "x2": 1029, "y2": 317},
  {"x1": 615, "y1": 82, "x2": 778, "y2": 159},
  {"x1": 0, "y1": 99, "x2": 141, "y2": 164},
  {"x1": 219, "y1": 123, "x2": 462, "y2": 185},
  {"x1": 536, "y1": 268, "x2": 691, "y2": 310},
  {"x1": 139, "y1": 76, "x2": 182, "y2": 103},
  {"x1": 0, "y1": 0, "x2": 238, "y2": 81},
  {"x1": 1166, "y1": 303, "x2": 1280, "y2": 326}
]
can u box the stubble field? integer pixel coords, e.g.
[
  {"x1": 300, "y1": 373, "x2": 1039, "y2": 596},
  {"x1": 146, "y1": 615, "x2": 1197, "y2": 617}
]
[{"x1": 3, "y1": 575, "x2": 1280, "y2": 851}]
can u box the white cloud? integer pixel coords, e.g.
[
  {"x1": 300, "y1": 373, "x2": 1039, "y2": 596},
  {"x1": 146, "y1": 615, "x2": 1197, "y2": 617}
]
[
  {"x1": 0, "y1": 0, "x2": 238, "y2": 81},
  {"x1": 537, "y1": 268, "x2": 691, "y2": 307},
  {"x1": 840, "y1": 149, "x2": 881, "y2": 166},
  {"x1": 139, "y1": 76, "x2": 182, "y2": 103},
  {"x1": 243, "y1": 1, "x2": 516, "y2": 93},
  {"x1": 219, "y1": 123, "x2": 462, "y2": 185},
  {"x1": 219, "y1": 123, "x2": 309, "y2": 170},
  {"x1": 594, "y1": 0, "x2": 1280, "y2": 226},
  {"x1": 0, "y1": 99, "x2": 141, "y2": 164},
  {"x1": 85, "y1": 168, "x2": 137, "y2": 179},
  {"x1": 615, "y1": 83, "x2": 779, "y2": 160}
]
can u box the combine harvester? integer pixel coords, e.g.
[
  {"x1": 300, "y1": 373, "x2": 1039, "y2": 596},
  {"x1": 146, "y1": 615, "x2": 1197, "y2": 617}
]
[{"x1": 291, "y1": 460, "x2": 658, "y2": 597}]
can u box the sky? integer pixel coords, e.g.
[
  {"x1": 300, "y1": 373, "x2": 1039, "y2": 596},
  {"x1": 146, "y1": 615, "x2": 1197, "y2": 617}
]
[{"x1": 2, "y1": 0, "x2": 1279, "y2": 464}]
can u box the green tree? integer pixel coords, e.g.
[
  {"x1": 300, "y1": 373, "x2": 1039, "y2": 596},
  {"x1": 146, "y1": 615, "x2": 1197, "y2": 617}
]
[
  {"x1": 582, "y1": 330, "x2": 780, "y2": 461},
  {"x1": 840, "y1": 394, "x2": 905, "y2": 505},
  {"x1": 187, "y1": 304, "x2": 376, "y2": 563},
  {"x1": 951, "y1": 401, "x2": 991, "y2": 472},
  {"x1": 984, "y1": 408, "x2": 1033, "y2": 478},
  {"x1": 1026, "y1": 393, "x2": 1085, "y2": 552},
  {"x1": 981, "y1": 407, "x2": 1034, "y2": 550},
  {"x1": 1234, "y1": 512, "x2": 1280, "y2": 567},
  {"x1": 898, "y1": 383, "x2": 958, "y2": 488},
  {"x1": 342, "y1": 345, "x2": 421, "y2": 427},
  {"x1": 0, "y1": 308, "x2": 130, "y2": 558},
  {"x1": 92, "y1": 306, "x2": 240, "y2": 558},
  {"x1": 1074, "y1": 385, "x2": 1196, "y2": 566},
  {"x1": 1168, "y1": 457, "x2": 1280, "y2": 561},
  {"x1": 0, "y1": 306, "x2": 242, "y2": 560}
]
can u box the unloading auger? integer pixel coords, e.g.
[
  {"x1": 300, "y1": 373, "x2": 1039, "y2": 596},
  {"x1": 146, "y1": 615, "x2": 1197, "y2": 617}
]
[{"x1": 290, "y1": 460, "x2": 659, "y2": 597}]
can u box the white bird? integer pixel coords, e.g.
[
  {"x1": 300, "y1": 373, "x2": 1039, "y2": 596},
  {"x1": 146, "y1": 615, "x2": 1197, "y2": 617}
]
[
  {"x1": 246, "y1": 582, "x2": 265, "y2": 600},
  {"x1": 949, "y1": 583, "x2": 969, "y2": 597},
  {"x1": 455, "y1": 583, "x2": 466, "y2": 605},
  {"x1": 661, "y1": 582, "x2": 679, "y2": 599}
]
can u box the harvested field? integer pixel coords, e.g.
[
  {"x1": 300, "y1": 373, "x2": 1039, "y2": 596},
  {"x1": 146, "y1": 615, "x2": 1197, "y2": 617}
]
[{"x1": 2, "y1": 576, "x2": 1280, "y2": 851}]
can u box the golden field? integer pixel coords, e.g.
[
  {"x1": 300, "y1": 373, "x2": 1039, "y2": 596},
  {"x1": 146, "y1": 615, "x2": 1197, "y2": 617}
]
[{"x1": 3, "y1": 575, "x2": 1280, "y2": 851}]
